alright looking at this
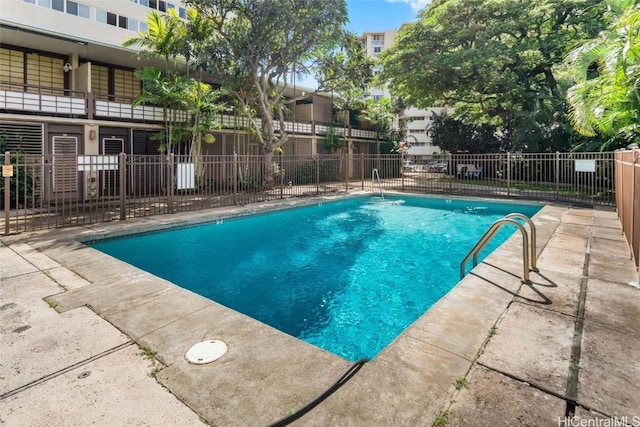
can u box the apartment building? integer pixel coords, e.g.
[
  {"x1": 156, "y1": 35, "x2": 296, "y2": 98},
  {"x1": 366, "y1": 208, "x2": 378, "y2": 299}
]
[
  {"x1": 359, "y1": 29, "x2": 397, "y2": 102},
  {"x1": 359, "y1": 26, "x2": 442, "y2": 157},
  {"x1": 401, "y1": 106, "x2": 446, "y2": 157},
  {"x1": 0, "y1": 0, "x2": 379, "y2": 201}
]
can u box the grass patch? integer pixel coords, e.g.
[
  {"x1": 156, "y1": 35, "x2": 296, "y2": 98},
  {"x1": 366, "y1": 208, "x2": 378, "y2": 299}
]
[
  {"x1": 489, "y1": 326, "x2": 498, "y2": 336},
  {"x1": 139, "y1": 345, "x2": 161, "y2": 378},
  {"x1": 427, "y1": 177, "x2": 594, "y2": 195},
  {"x1": 139, "y1": 345, "x2": 157, "y2": 360},
  {"x1": 150, "y1": 366, "x2": 161, "y2": 379},
  {"x1": 454, "y1": 378, "x2": 468, "y2": 390},
  {"x1": 434, "y1": 410, "x2": 448, "y2": 427}
]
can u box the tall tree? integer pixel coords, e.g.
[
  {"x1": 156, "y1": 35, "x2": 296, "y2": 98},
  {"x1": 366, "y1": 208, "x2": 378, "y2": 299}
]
[
  {"x1": 431, "y1": 113, "x2": 505, "y2": 154},
  {"x1": 124, "y1": 9, "x2": 225, "y2": 158},
  {"x1": 359, "y1": 98, "x2": 405, "y2": 153},
  {"x1": 378, "y1": 0, "x2": 606, "y2": 152},
  {"x1": 186, "y1": 0, "x2": 373, "y2": 162},
  {"x1": 566, "y1": 0, "x2": 640, "y2": 150}
]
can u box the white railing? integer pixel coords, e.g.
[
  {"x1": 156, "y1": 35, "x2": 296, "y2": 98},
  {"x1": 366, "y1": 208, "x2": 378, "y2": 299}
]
[
  {"x1": 1, "y1": 89, "x2": 86, "y2": 115},
  {"x1": 1, "y1": 84, "x2": 379, "y2": 141}
]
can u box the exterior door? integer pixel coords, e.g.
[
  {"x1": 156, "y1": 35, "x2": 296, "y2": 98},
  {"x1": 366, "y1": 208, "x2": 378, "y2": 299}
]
[
  {"x1": 101, "y1": 137, "x2": 124, "y2": 196},
  {"x1": 52, "y1": 136, "x2": 79, "y2": 199}
]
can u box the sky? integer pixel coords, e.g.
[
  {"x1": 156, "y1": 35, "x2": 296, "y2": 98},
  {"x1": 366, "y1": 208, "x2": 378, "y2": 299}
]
[
  {"x1": 296, "y1": 0, "x2": 431, "y2": 89},
  {"x1": 345, "y1": 0, "x2": 429, "y2": 35}
]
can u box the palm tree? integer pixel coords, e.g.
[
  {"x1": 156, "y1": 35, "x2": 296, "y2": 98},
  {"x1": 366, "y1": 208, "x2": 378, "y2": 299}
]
[
  {"x1": 125, "y1": 8, "x2": 225, "y2": 161},
  {"x1": 133, "y1": 67, "x2": 189, "y2": 154},
  {"x1": 123, "y1": 10, "x2": 185, "y2": 74},
  {"x1": 566, "y1": 0, "x2": 640, "y2": 150}
]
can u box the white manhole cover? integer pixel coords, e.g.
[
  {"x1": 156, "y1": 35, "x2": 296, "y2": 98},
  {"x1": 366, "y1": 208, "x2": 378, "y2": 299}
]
[{"x1": 185, "y1": 340, "x2": 228, "y2": 364}]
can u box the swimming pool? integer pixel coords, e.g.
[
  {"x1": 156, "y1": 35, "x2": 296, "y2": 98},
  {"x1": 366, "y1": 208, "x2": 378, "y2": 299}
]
[{"x1": 91, "y1": 196, "x2": 540, "y2": 361}]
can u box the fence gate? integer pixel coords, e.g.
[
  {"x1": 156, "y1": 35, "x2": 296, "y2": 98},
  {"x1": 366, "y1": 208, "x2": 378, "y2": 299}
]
[{"x1": 102, "y1": 137, "x2": 125, "y2": 196}]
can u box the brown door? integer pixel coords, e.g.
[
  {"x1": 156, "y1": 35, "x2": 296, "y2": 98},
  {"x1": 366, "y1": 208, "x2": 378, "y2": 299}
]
[{"x1": 51, "y1": 136, "x2": 79, "y2": 200}]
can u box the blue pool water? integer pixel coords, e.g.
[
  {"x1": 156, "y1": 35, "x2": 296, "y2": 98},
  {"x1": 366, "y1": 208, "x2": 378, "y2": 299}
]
[{"x1": 91, "y1": 196, "x2": 540, "y2": 361}]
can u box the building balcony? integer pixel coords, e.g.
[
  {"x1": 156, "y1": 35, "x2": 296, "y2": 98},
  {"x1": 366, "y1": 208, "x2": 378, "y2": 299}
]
[{"x1": 0, "y1": 81, "x2": 382, "y2": 141}]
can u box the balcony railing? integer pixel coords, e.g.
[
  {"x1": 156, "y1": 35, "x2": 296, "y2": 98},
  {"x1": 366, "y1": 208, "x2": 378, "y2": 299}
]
[
  {"x1": 0, "y1": 82, "x2": 86, "y2": 116},
  {"x1": 1, "y1": 81, "x2": 381, "y2": 141}
]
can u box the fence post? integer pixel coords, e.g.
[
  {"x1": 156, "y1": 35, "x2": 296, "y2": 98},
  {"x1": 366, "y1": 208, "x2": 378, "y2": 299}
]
[
  {"x1": 507, "y1": 151, "x2": 512, "y2": 197},
  {"x1": 344, "y1": 152, "x2": 349, "y2": 191},
  {"x1": 233, "y1": 153, "x2": 238, "y2": 205},
  {"x1": 360, "y1": 153, "x2": 365, "y2": 190},
  {"x1": 555, "y1": 151, "x2": 560, "y2": 200},
  {"x1": 4, "y1": 151, "x2": 10, "y2": 235},
  {"x1": 119, "y1": 152, "x2": 126, "y2": 220},
  {"x1": 316, "y1": 154, "x2": 320, "y2": 194},
  {"x1": 168, "y1": 153, "x2": 175, "y2": 214},
  {"x1": 401, "y1": 152, "x2": 405, "y2": 191},
  {"x1": 449, "y1": 154, "x2": 453, "y2": 194},
  {"x1": 634, "y1": 149, "x2": 639, "y2": 283},
  {"x1": 279, "y1": 151, "x2": 284, "y2": 199}
]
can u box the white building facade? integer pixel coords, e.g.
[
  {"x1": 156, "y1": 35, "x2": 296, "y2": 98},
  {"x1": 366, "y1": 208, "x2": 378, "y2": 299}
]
[
  {"x1": 359, "y1": 29, "x2": 397, "y2": 102},
  {"x1": 401, "y1": 106, "x2": 446, "y2": 157},
  {"x1": 359, "y1": 26, "x2": 443, "y2": 157}
]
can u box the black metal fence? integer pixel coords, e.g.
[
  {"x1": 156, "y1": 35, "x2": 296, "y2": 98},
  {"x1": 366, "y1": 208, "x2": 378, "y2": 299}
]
[{"x1": 2, "y1": 151, "x2": 615, "y2": 235}]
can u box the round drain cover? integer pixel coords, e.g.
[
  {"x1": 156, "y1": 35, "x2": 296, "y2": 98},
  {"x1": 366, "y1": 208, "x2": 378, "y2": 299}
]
[{"x1": 185, "y1": 340, "x2": 227, "y2": 364}]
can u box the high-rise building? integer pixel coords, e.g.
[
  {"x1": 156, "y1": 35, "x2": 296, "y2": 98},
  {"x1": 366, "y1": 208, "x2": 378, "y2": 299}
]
[
  {"x1": 359, "y1": 29, "x2": 398, "y2": 102},
  {"x1": 359, "y1": 26, "x2": 444, "y2": 157}
]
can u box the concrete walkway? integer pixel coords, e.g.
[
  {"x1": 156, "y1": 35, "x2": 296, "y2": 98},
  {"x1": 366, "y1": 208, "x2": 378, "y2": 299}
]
[{"x1": 1, "y1": 196, "x2": 638, "y2": 426}]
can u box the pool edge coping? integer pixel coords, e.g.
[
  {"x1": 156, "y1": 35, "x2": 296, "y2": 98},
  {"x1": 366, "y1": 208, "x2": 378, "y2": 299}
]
[{"x1": 4, "y1": 194, "x2": 573, "y2": 425}]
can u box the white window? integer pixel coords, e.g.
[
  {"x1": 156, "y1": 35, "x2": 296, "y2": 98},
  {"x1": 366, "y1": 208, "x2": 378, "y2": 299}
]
[
  {"x1": 78, "y1": 3, "x2": 90, "y2": 18},
  {"x1": 96, "y1": 8, "x2": 107, "y2": 23},
  {"x1": 372, "y1": 34, "x2": 384, "y2": 46},
  {"x1": 128, "y1": 19, "x2": 139, "y2": 32}
]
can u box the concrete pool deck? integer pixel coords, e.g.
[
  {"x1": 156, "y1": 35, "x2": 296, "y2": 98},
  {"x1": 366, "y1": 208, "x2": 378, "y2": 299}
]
[{"x1": 1, "y1": 194, "x2": 639, "y2": 426}]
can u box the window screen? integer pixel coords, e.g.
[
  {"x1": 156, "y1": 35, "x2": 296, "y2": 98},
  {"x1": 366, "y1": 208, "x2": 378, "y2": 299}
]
[
  {"x1": 114, "y1": 69, "x2": 140, "y2": 100},
  {"x1": 0, "y1": 48, "x2": 25, "y2": 90},
  {"x1": 26, "y1": 53, "x2": 65, "y2": 95},
  {"x1": 91, "y1": 64, "x2": 109, "y2": 96}
]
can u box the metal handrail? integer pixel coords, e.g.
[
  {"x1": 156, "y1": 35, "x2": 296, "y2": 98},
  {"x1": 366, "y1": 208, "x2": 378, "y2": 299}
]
[
  {"x1": 460, "y1": 217, "x2": 532, "y2": 283},
  {"x1": 504, "y1": 213, "x2": 537, "y2": 271},
  {"x1": 470, "y1": 213, "x2": 538, "y2": 271},
  {"x1": 372, "y1": 168, "x2": 384, "y2": 200}
]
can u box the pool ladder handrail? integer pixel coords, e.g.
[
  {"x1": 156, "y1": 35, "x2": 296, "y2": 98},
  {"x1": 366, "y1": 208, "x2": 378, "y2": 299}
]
[
  {"x1": 460, "y1": 213, "x2": 537, "y2": 283},
  {"x1": 372, "y1": 168, "x2": 384, "y2": 200}
]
